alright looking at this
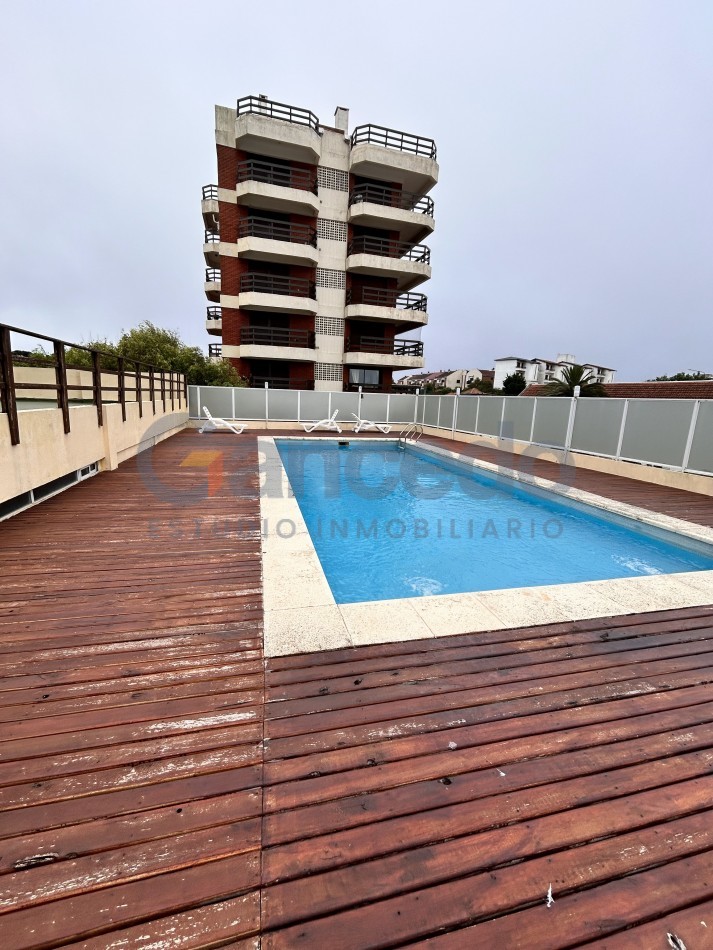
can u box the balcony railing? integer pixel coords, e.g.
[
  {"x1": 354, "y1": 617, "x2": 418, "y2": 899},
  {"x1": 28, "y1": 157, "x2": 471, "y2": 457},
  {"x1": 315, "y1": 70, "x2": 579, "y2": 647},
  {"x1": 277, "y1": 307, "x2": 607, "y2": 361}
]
[
  {"x1": 349, "y1": 183, "x2": 434, "y2": 216},
  {"x1": 208, "y1": 344, "x2": 222, "y2": 358},
  {"x1": 346, "y1": 287, "x2": 428, "y2": 312},
  {"x1": 346, "y1": 337, "x2": 424, "y2": 357},
  {"x1": 240, "y1": 327, "x2": 315, "y2": 349},
  {"x1": 204, "y1": 228, "x2": 220, "y2": 244},
  {"x1": 236, "y1": 95, "x2": 320, "y2": 133},
  {"x1": 249, "y1": 375, "x2": 315, "y2": 390},
  {"x1": 347, "y1": 236, "x2": 430, "y2": 264},
  {"x1": 202, "y1": 184, "x2": 218, "y2": 200},
  {"x1": 205, "y1": 268, "x2": 221, "y2": 282},
  {"x1": 236, "y1": 158, "x2": 317, "y2": 194},
  {"x1": 238, "y1": 218, "x2": 317, "y2": 247},
  {"x1": 206, "y1": 307, "x2": 222, "y2": 321},
  {"x1": 239, "y1": 274, "x2": 316, "y2": 299},
  {"x1": 350, "y1": 124, "x2": 437, "y2": 160}
]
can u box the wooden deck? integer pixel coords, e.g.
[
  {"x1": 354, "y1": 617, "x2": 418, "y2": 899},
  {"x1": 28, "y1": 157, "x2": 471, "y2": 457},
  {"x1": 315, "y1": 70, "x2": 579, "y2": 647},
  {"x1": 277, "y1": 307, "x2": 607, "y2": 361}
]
[{"x1": 0, "y1": 429, "x2": 711, "y2": 948}]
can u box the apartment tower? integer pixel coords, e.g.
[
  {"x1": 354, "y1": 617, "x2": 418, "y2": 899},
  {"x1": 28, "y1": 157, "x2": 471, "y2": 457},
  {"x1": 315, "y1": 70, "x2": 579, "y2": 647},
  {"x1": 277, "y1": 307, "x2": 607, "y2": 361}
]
[{"x1": 202, "y1": 95, "x2": 438, "y2": 391}]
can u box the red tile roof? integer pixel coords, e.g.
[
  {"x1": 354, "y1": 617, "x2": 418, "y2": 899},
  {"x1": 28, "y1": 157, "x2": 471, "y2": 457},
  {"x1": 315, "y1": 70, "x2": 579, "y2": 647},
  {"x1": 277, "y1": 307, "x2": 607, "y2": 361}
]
[{"x1": 521, "y1": 381, "x2": 713, "y2": 399}]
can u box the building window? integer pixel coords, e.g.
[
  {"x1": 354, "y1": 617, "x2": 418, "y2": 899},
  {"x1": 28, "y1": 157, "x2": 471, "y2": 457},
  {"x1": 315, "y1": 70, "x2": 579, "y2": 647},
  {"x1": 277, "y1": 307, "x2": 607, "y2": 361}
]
[
  {"x1": 316, "y1": 268, "x2": 346, "y2": 289},
  {"x1": 317, "y1": 219, "x2": 348, "y2": 242},
  {"x1": 314, "y1": 362, "x2": 343, "y2": 381},
  {"x1": 349, "y1": 368, "x2": 380, "y2": 387},
  {"x1": 516, "y1": 361, "x2": 526, "y2": 369},
  {"x1": 317, "y1": 166, "x2": 349, "y2": 192}
]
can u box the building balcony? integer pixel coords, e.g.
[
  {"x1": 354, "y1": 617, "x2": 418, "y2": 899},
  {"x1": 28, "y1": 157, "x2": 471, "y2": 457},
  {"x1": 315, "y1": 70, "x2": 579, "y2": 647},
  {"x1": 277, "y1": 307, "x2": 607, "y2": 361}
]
[
  {"x1": 236, "y1": 217, "x2": 318, "y2": 267},
  {"x1": 204, "y1": 267, "x2": 221, "y2": 302},
  {"x1": 222, "y1": 326, "x2": 317, "y2": 364},
  {"x1": 344, "y1": 336, "x2": 425, "y2": 370},
  {"x1": 206, "y1": 306, "x2": 222, "y2": 335},
  {"x1": 223, "y1": 274, "x2": 318, "y2": 315},
  {"x1": 235, "y1": 159, "x2": 320, "y2": 216},
  {"x1": 203, "y1": 228, "x2": 221, "y2": 266},
  {"x1": 346, "y1": 236, "x2": 431, "y2": 290},
  {"x1": 349, "y1": 124, "x2": 438, "y2": 194},
  {"x1": 345, "y1": 287, "x2": 429, "y2": 330},
  {"x1": 235, "y1": 96, "x2": 321, "y2": 164},
  {"x1": 348, "y1": 183, "x2": 435, "y2": 243},
  {"x1": 208, "y1": 343, "x2": 222, "y2": 360},
  {"x1": 201, "y1": 184, "x2": 219, "y2": 229},
  {"x1": 248, "y1": 375, "x2": 315, "y2": 390}
]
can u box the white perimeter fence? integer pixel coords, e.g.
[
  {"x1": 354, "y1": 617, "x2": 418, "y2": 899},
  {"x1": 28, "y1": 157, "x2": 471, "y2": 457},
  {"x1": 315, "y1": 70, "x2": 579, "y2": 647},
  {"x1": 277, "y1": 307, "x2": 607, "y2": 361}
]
[{"x1": 189, "y1": 386, "x2": 713, "y2": 477}]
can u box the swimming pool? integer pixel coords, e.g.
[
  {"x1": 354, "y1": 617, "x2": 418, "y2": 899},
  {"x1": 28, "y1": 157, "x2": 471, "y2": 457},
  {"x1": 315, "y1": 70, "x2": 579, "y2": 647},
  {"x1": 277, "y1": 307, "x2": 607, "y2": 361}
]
[{"x1": 275, "y1": 439, "x2": 713, "y2": 604}]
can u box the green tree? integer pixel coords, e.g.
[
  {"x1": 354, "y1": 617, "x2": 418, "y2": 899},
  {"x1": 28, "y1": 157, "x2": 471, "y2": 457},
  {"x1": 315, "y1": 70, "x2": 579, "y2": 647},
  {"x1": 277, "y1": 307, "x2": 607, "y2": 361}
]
[
  {"x1": 502, "y1": 372, "x2": 527, "y2": 395},
  {"x1": 650, "y1": 371, "x2": 712, "y2": 381},
  {"x1": 542, "y1": 364, "x2": 609, "y2": 397},
  {"x1": 33, "y1": 321, "x2": 244, "y2": 386}
]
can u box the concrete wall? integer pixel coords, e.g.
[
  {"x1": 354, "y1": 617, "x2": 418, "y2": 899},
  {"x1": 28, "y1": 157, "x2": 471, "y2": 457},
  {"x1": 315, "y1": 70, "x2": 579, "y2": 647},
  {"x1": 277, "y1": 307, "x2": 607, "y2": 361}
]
[{"x1": 1, "y1": 400, "x2": 187, "y2": 505}]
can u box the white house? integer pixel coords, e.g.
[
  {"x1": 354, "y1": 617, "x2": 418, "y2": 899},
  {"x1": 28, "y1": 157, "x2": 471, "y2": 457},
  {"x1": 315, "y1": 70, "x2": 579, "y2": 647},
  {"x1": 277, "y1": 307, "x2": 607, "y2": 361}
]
[
  {"x1": 396, "y1": 368, "x2": 484, "y2": 390},
  {"x1": 493, "y1": 354, "x2": 615, "y2": 390}
]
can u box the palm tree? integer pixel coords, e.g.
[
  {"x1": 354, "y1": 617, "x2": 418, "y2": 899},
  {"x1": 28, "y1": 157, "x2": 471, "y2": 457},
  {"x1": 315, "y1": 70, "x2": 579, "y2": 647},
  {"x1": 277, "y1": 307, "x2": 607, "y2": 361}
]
[{"x1": 542, "y1": 364, "x2": 609, "y2": 397}]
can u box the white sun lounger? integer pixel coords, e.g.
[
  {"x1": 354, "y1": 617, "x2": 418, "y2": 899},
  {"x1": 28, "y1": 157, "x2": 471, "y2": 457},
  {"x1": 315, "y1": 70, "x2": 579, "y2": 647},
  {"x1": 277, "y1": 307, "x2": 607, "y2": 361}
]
[
  {"x1": 302, "y1": 409, "x2": 342, "y2": 433},
  {"x1": 199, "y1": 406, "x2": 247, "y2": 435},
  {"x1": 351, "y1": 413, "x2": 391, "y2": 434}
]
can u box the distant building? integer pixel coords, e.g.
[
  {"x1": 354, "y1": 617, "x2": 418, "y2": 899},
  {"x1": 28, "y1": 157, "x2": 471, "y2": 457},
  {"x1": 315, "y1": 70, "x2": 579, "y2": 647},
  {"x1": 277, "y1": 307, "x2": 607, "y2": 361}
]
[
  {"x1": 396, "y1": 368, "x2": 486, "y2": 390},
  {"x1": 493, "y1": 354, "x2": 615, "y2": 390}
]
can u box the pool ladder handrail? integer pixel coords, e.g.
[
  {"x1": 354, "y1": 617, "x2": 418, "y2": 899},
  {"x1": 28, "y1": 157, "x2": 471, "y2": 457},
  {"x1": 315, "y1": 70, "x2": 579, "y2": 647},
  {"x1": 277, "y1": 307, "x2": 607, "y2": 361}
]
[{"x1": 398, "y1": 423, "x2": 424, "y2": 450}]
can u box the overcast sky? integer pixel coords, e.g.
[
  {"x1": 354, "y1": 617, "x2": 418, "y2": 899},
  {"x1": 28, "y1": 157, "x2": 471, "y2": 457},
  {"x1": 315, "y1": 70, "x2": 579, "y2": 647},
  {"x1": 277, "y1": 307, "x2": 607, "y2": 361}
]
[{"x1": 1, "y1": 1, "x2": 711, "y2": 380}]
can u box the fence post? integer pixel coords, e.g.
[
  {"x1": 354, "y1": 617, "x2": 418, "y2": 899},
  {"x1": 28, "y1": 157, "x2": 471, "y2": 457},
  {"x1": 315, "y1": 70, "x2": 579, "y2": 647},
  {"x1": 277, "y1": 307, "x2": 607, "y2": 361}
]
[
  {"x1": 436, "y1": 396, "x2": 441, "y2": 431},
  {"x1": 386, "y1": 392, "x2": 391, "y2": 425},
  {"x1": 160, "y1": 371, "x2": 166, "y2": 412},
  {"x1": 136, "y1": 361, "x2": 143, "y2": 418},
  {"x1": 53, "y1": 340, "x2": 70, "y2": 434},
  {"x1": 297, "y1": 389, "x2": 301, "y2": 423},
  {"x1": 452, "y1": 389, "x2": 459, "y2": 438},
  {"x1": 498, "y1": 396, "x2": 506, "y2": 441},
  {"x1": 264, "y1": 381, "x2": 269, "y2": 423},
  {"x1": 414, "y1": 388, "x2": 419, "y2": 423},
  {"x1": 529, "y1": 398, "x2": 537, "y2": 443},
  {"x1": 474, "y1": 395, "x2": 480, "y2": 435},
  {"x1": 564, "y1": 395, "x2": 578, "y2": 459},
  {"x1": 196, "y1": 385, "x2": 201, "y2": 420},
  {"x1": 615, "y1": 400, "x2": 629, "y2": 459},
  {"x1": 0, "y1": 326, "x2": 20, "y2": 445},
  {"x1": 149, "y1": 367, "x2": 156, "y2": 414},
  {"x1": 681, "y1": 401, "x2": 701, "y2": 472},
  {"x1": 92, "y1": 350, "x2": 103, "y2": 426},
  {"x1": 117, "y1": 357, "x2": 126, "y2": 422},
  {"x1": 231, "y1": 386, "x2": 236, "y2": 420},
  {"x1": 170, "y1": 372, "x2": 175, "y2": 411}
]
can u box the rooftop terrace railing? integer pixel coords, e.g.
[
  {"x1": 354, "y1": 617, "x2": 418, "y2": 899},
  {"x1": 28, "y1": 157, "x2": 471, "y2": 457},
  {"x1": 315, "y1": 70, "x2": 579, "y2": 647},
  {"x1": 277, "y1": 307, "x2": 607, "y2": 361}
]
[
  {"x1": 206, "y1": 307, "x2": 222, "y2": 321},
  {"x1": 349, "y1": 183, "x2": 434, "y2": 216},
  {"x1": 205, "y1": 268, "x2": 221, "y2": 282},
  {"x1": 236, "y1": 95, "x2": 320, "y2": 133},
  {"x1": 346, "y1": 336, "x2": 424, "y2": 357},
  {"x1": 0, "y1": 323, "x2": 186, "y2": 447},
  {"x1": 208, "y1": 344, "x2": 223, "y2": 358},
  {"x1": 239, "y1": 274, "x2": 316, "y2": 299},
  {"x1": 350, "y1": 124, "x2": 437, "y2": 160},
  {"x1": 240, "y1": 327, "x2": 315, "y2": 349},
  {"x1": 202, "y1": 184, "x2": 219, "y2": 200}
]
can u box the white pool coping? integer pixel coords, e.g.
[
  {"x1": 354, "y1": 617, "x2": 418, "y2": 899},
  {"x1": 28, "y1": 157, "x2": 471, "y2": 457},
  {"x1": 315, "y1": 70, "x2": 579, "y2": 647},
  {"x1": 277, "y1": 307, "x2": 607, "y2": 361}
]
[{"x1": 259, "y1": 436, "x2": 713, "y2": 657}]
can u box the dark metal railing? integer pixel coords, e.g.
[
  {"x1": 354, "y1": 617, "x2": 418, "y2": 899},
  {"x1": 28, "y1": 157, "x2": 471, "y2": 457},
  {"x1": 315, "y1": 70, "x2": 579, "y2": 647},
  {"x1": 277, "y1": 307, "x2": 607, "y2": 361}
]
[
  {"x1": 350, "y1": 124, "x2": 437, "y2": 159},
  {"x1": 0, "y1": 323, "x2": 186, "y2": 447},
  {"x1": 346, "y1": 287, "x2": 428, "y2": 312},
  {"x1": 202, "y1": 184, "x2": 218, "y2": 200},
  {"x1": 208, "y1": 344, "x2": 223, "y2": 358},
  {"x1": 249, "y1": 375, "x2": 315, "y2": 390},
  {"x1": 240, "y1": 327, "x2": 315, "y2": 349},
  {"x1": 239, "y1": 274, "x2": 316, "y2": 299},
  {"x1": 205, "y1": 268, "x2": 221, "y2": 282},
  {"x1": 206, "y1": 307, "x2": 222, "y2": 321},
  {"x1": 347, "y1": 236, "x2": 430, "y2": 263},
  {"x1": 237, "y1": 95, "x2": 320, "y2": 133},
  {"x1": 236, "y1": 159, "x2": 317, "y2": 194},
  {"x1": 349, "y1": 183, "x2": 434, "y2": 216},
  {"x1": 238, "y1": 217, "x2": 317, "y2": 247},
  {"x1": 204, "y1": 228, "x2": 220, "y2": 244},
  {"x1": 346, "y1": 336, "x2": 424, "y2": 357}
]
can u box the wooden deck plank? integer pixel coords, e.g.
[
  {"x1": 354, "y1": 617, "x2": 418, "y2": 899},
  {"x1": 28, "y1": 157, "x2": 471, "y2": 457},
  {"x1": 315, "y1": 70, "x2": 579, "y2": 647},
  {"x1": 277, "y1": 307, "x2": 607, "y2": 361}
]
[{"x1": 0, "y1": 429, "x2": 711, "y2": 947}]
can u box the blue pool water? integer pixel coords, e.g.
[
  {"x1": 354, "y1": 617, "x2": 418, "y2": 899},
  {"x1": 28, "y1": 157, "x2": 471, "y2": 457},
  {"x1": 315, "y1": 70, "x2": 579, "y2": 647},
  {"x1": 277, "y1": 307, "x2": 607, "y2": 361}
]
[{"x1": 274, "y1": 440, "x2": 713, "y2": 604}]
